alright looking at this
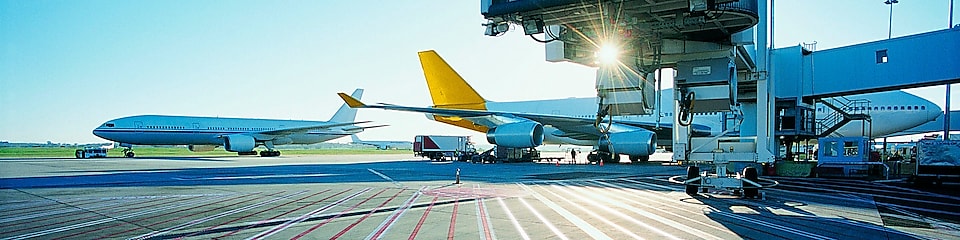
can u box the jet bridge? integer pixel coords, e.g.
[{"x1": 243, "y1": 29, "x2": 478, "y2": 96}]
[{"x1": 481, "y1": 0, "x2": 775, "y2": 198}]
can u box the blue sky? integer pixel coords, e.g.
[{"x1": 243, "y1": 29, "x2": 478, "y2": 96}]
[{"x1": 1, "y1": 0, "x2": 957, "y2": 144}]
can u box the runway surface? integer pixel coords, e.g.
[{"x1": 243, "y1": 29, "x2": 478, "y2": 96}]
[{"x1": 1, "y1": 154, "x2": 958, "y2": 239}]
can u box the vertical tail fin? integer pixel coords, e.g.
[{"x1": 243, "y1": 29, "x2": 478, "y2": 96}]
[
  {"x1": 329, "y1": 89, "x2": 363, "y2": 123},
  {"x1": 418, "y1": 50, "x2": 487, "y2": 110}
]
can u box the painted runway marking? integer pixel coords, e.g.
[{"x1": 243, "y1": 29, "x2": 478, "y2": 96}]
[
  {"x1": 291, "y1": 188, "x2": 389, "y2": 240},
  {"x1": 179, "y1": 189, "x2": 334, "y2": 239},
  {"x1": 447, "y1": 186, "x2": 460, "y2": 240},
  {"x1": 331, "y1": 189, "x2": 406, "y2": 239},
  {"x1": 131, "y1": 190, "x2": 308, "y2": 239},
  {"x1": 101, "y1": 192, "x2": 284, "y2": 239},
  {"x1": 516, "y1": 184, "x2": 569, "y2": 240},
  {"x1": 409, "y1": 195, "x2": 439, "y2": 240},
  {"x1": 496, "y1": 196, "x2": 529, "y2": 240},
  {"x1": 246, "y1": 188, "x2": 371, "y2": 240},
  {"x1": 589, "y1": 180, "x2": 736, "y2": 234},
  {"x1": 368, "y1": 168, "x2": 404, "y2": 188},
  {"x1": 519, "y1": 183, "x2": 611, "y2": 240},
  {"x1": 8, "y1": 194, "x2": 228, "y2": 240},
  {"x1": 175, "y1": 173, "x2": 339, "y2": 180},
  {"x1": 367, "y1": 186, "x2": 426, "y2": 240},
  {"x1": 474, "y1": 184, "x2": 495, "y2": 240},
  {"x1": 567, "y1": 181, "x2": 713, "y2": 240},
  {"x1": 703, "y1": 207, "x2": 835, "y2": 240},
  {"x1": 539, "y1": 184, "x2": 644, "y2": 240},
  {"x1": 212, "y1": 188, "x2": 349, "y2": 239}
]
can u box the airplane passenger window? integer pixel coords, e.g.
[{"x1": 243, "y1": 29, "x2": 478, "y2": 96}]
[
  {"x1": 921, "y1": 106, "x2": 926, "y2": 110},
  {"x1": 914, "y1": 106, "x2": 919, "y2": 110}
]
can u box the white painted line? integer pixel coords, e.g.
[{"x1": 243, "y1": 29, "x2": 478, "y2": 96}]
[
  {"x1": 0, "y1": 201, "x2": 126, "y2": 224},
  {"x1": 587, "y1": 181, "x2": 738, "y2": 234},
  {"x1": 496, "y1": 197, "x2": 530, "y2": 240},
  {"x1": 518, "y1": 183, "x2": 610, "y2": 240},
  {"x1": 703, "y1": 207, "x2": 835, "y2": 240},
  {"x1": 6, "y1": 194, "x2": 228, "y2": 240},
  {"x1": 130, "y1": 190, "x2": 310, "y2": 240},
  {"x1": 365, "y1": 186, "x2": 426, "y2": 240},
  {"x1": 368, "y1": 169, "x2": 404, "y2": 188},
  {"x1": 537, "y1": 185, "x2": 644, "y2": 240},
  {"x1": 516, "y1": 195, "x2": 568, "y2": 240},
  {"x1": 246, "y1": 188, "x2": 371, "y2": 240},
  {"x1": 563, "y1": 184, "x2": 688, "y2": 239},
  {"x1": 175, "y1": 173, "x2": 338, "y2": 180}
]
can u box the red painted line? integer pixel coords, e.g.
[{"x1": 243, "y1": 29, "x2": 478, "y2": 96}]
[
  {"x1": 100, "y1": 191, "x2": 285, "y2": 239},
  {"x1": 369, "y1": 188, "x2": 424, "y2": 240},
  {"x1": 408, "y1": 195, "x2": 439, "y2": 240},
  {"x1": 290, "y1": 188, "x2": 388, "y2": 240},
  {"x1": 1, "y1": 195, "x2": 183, "y2": 235},
  {"x1": 476, "y1": 186, "x2": 493, "y2": 240},
  {"x1": 52, "y1": 192, "x2": 260, "y2": 239},
  {"x1": 330, "y1": 189, "x2": 406, "y2": 239},
  {"x1": 212, "y1": 188, "x2": 352, "y2": 239},
  {"x1": 448, "y1": 187, "x2": 461, "y2": 240}
]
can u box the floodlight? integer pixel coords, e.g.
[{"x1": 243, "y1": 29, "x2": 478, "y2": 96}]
[
  {"x1": 521, "y1": 17, "x2": 544, "y2": 35},
  {"x1": 595, "y1": 44, "x2": 620, "y2": 65}
]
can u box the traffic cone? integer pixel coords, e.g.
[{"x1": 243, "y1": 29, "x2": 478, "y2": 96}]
[
  {"x1": 599, "y1": 159, "x2": 604, "y2": 167},
  {"x1": 556, "y1": 160, "x2": 560, "y2": 166}
]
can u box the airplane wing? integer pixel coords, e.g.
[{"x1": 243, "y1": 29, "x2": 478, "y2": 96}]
[
  {"x1": 254, "y1": 121, "x2": 373, "y2": 136},
  {"x1": 338, "y1": 93, "x2": 711, "y2": 139}
]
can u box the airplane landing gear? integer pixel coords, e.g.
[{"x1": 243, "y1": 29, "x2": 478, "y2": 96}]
[
  {"x1": 587, "y1": 151, "x2": 619, "y2": 164},
  {"x1": 260, "y1": 150, "x2": 281, "y2": 157},
  {"x1": 122, "y1": 148, "x2": 135, "y2": 158}
]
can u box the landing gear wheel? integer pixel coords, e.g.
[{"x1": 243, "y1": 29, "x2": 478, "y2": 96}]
[
  {"x1": 260, "y1": 151, "x2": 281, "y2": 157},
  {"x1": 686, "y1": 166, "x2": 700, "y2": 195},
  {"x1": 125, "y1": 151, "x2": 135, "y2": 158},
  {"x1": 587, "y1": 153, "x2": 599, "y2": 163},
  {"x1": 743, "y1": 167, "x2": 759, "y2": 198}
]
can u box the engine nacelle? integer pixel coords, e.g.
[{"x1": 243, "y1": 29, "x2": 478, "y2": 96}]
[
  {"x1": 188, "y1": 145, "x2": 218, "y2": 152},
  {"x1": 485, "y1": 122, "x2": 543, "y2": 148},
  {"x1": 598, "y1": 130, "x2": 656, "y2": 156},
  {"x1": 223, "y1": 134, "x2": 256, "y2": 152}
]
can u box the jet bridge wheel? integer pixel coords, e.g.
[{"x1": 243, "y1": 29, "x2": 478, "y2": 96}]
[
  {"x1": 124, "y1": 151, "x2": 135, "y2": 158},
  {"x1": 685, "y1": 166, "x2": 700, "y2": 195},
  {"x1": 743, "y1": 167, "x2": 759, "y2": 198}
]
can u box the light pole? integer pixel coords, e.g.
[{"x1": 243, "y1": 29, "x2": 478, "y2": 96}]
[{"x1": 885, "y1": 0, "x2": 898, "y2": 39}]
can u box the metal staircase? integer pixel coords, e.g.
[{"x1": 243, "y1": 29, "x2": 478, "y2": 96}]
[{"x1": 816, "y1": 97, "x2": 872, "y2": 138}]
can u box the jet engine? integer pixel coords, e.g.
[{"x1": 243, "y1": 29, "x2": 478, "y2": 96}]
[
  {"x1": 485, "y1": 122, "x2": 544, "y2": 148},
  {"x1": 597, "y1": 130, "x2": 656, "y2": 156},
  {"x1": 188, "y1": 145, "x2": 218, "y2": 152},
  {"x1": 223, "y1": 134, "x2": 256, "y2": 152}
]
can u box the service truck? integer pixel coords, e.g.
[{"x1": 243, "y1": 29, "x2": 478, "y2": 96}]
[
  {"x1": 915, "y1": 139, "x2": 960, "y2": 185},
  {"x1": 413, "y1": 135, "x2": 476, "y2": 161}
]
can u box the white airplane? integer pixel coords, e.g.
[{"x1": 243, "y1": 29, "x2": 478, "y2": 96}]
[
  {"x1": 349, "y1": 134, "x2": 413, "y2": 150},
  {"x1": 93, "y1": 89, "x2": 385, "y2": 157},
  {"x1": 338, "y1": 50, "x2": 942, "y2": 163}
]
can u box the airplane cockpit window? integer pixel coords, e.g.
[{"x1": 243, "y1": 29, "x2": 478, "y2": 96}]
[{"x1": 105, "y1": 123, "x2": 115, "y2": 127}]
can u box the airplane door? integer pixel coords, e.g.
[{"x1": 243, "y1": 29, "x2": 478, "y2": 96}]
[
  {"x1": 134, "y1": 121, "x2": 143, "y2": 133},
  {"x1": 193, "y1": 123, "x2": 201, "y2": 134}
]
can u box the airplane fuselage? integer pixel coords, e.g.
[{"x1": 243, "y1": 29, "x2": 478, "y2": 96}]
[{"x1": 93, "y1": 115, "x2": 352, "y2": 146}]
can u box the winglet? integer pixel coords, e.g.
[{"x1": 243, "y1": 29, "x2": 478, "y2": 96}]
[{"x1": 338, "y1": 92, "x2": 367, "y2": 108}]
